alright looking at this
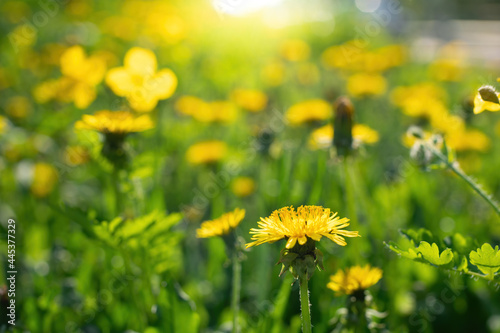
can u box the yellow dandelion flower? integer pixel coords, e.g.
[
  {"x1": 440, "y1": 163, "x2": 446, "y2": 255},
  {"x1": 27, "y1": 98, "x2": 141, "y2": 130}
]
[
  {"x1": 61, "y1": 45, "x2": 106, "y2": 86},
  {"x1": 196, "y1": 208, "x2": 245, "y2": 238},
  {"x1": 0, "y1": 115, "x2": 8, "y2": 135},
  {"x1": 106, "y1": 47, "x2": 177, "y2": 112},
  {"x1": 308, "y1": 124, "x2": 379, "y2": 150},
  {"x1": 75, "y1": 110, "x2": 154, "y2": 135},
  {"x1": 32, "y1": 46, "x2": 106, "y2": 109},
  {"x1": 207, "y1": 101, "x2": 238, "y2": 123},
  {"x1": 327, "y1": 265, "x2": 382, "y2": 295},
  {"x1": 429, "y1": 59, "x2": 463, "y2": 82},
  {"x1": 391, "y1": 83, "x2": 447, "y2": 118},
  {"x1": 296, "y1": 63, "x2": 320, "y2": 86},
  {"x1": 261, "y1": 60, "x2": 285, "y2": 86},
  {"x1": 446, "y1": 129, "x2": 490, "y2": 152},
  {"x1": 186, "y1": 140, "x2": 228, "y2": 165},
  {"x1": 175, "y1": 95, "x2": 209, "y2": 117},
  {"x1": 347, "y1": 73, "x2": 387, "y2": 97},
  {"x1": 31, "y1": 163, "x2": 58, "y2": 198},
  {"x1": 64, "y1": 146, "x2": 90, "y2": 166},
  {"x1": 286, "y1": 99, "x2": 331, "y2": 125},
  {"x1": 280, "y1": 39, "x2": 310, "y2": 62},
  {"x1": 231, "y1": 177, "x2": 256, "y2": 197},
  {"x1": 473, "y1": 92, "x2": 500, "y2": 114},
  {"x1": 246, "y1": 205, "x2": 359, "y2": 249},
  {"x1": 230, "y1": 89, "x2": 268, "y2": 112}
]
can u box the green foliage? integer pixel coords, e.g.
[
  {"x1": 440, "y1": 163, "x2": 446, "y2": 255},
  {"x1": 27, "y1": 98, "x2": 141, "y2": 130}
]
[
  {"x1": 387, "y1": 229, "x2": 500, "y2": 282},
  {"x1": 94, "y1": 210, "x2": 184, "y2": 275},
  {"x1": 469, "y1": 243, "x2": 500, "y2": 279}
]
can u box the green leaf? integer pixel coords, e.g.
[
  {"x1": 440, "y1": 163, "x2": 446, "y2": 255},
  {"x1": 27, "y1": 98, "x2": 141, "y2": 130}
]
[
  {"x1": 416, "y1": 242, "x2": 453, "y2": 266},
  {"x1": 400, "y1": 228, "x2": 434, "y2": 245},
  {"x1": 386, "y1": 241, "x2": 421, "y2": 260},
  {"x1": 469, "y1": 243, "x2": 500, "y2": 278}
]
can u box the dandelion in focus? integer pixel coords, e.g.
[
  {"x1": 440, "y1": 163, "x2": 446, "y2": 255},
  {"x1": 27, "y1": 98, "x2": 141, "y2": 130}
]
[{"x1": 246, "y1": 205, "x2": 359, "y2": 250}]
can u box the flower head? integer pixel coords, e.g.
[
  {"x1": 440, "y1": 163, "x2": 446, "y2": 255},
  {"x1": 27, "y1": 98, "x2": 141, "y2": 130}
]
[
  {"x1": 106, "y1": 47, "x2": 177, "y2": 112},
  {"x1": 347, "y1": 73, "x2": 387, "y2": 97},
  {"x1": 176, "y1": 96, "x2": 237, "y2": 123},
  {"x1": 231, "y1": 177, "x2": 256, "y2": 197},
  {"x1": 196, "y1": 208, "x2": 245, "y2": 238},
  {"x1": 246, "y1": 205, "x2": 359, "y2": 249},
  {"x1": 75, "y1": 110, "x2": 154, "y2": 135},
  {"x1": 33, "y1": 45, "x2": 107, "y2": 109},
  {"x1": 286, "y1": 99, "x2": 331, "y2": 125},
  {"x1": 186, "y1": 140, "x2": 228, "y2": 165},
  {"x1": 230, "y1": 89, "x2": 268, "y2": 112},
  {"x1": 473, "y1": 86, "x2": 500, "y2": 114},
  {"x1": 327, "y1": 265, "x2": 382, "y2": 295},
  {"x1": 31, "y1": 163, "x2": 58, "y2": 198},
  {"x1": 280, "y1": 39, "x2": 310, "y2": 62}
]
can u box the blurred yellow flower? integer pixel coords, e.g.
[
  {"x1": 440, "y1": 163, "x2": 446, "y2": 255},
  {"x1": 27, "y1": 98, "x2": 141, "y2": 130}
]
[
  {"x1": 280, "y1": 39, "x2": 310, "y2": 62},
  {"x1": 309, "y1": 124, "x2": 379, "y2": 150},
  {"x1": 196, "y1": 208, "x2": 245, "y2": 238},
  {"x1": 33, "y1": 46, "x2": 107, "y2": 109},
  {"x1": 473, "y1": 92, "x2": 500, "y2": 114},
  {"x1": 286, "y1": 99, "x2": 331, "y2": 125},
  {"x1": 186, "y1": 140, "x2": 228, "y2": 165},
  {"x1": 322, "y1": 42, "x2": 406, "y2": 72},
  {"x1": 75, "y1": 110, "x2": 154, "y2": 134},
  {"x1": 429, "y1": 59, "x2": 463, "y2": 82},
  {"x1": 31, "y1": 163, "x2": 58, "y2": 198},
  {"x1": 246, "y1": 205, "x2": 359, "y2": 249},
  {"x1": 327, "y1": 265, "x2": 382, "y2": 295},
  {"x1": 106, "y1": 47, "x2": 177, "y2": 112},
  {"x1": 64, "y1": 146, "x2": 90, "y2": 166},
  {"x1": 231, "y1": 177, "x2": 256, "y2": 197},
  {"x1": 347, "y1": 73, "x2": 387, "y2": 97},
  {"x1": 261, "y1": 60, "x2": 285, "y2": 86},
  {"x1": 446, "y1": 129, "x2": 490, "y2": 152},
  {"x1": 296, "y1": 63, "x2": 320, "y2": 86},
  {"x1": 175, "y1": 96, "x2": 237, "y2": 123},
  {"x1": 230, "y1": 89, "x2": 268, "y2": 112},
  {"x1": 391, "y1": 83, "x2": 447, "y2": 118},
  {"x1": 0, "y1": 116, "x2": 8, "y2": 135},
  {"x1": 5, "y1": 96, "x2": 32, "y2": 119}
]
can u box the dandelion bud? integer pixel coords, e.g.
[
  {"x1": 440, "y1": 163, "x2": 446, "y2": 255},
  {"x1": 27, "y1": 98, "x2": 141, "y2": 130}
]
[
  {"x1": 407, "y1": 126, "x2": 424, "y2": 139},
  {"x1": 333, "y1": 96, "x2": 354, "y2": 157},
  {"x1": 410, "y1": 141, "x2": 432, "y2": 167},
  {"x1": 478, "y1": 85, "x2": 500, "y2": 104}
]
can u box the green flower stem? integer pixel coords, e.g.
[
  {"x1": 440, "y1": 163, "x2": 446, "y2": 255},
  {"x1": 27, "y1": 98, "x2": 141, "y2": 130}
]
[
  {"x1": 427, "y1": 144, "x2": 500, "y2": 218},
  {"x1": 231, "y1": 250, "x2": 242, "y2": 333},
  {"x1": 299, "y1": 276, "x2": 312, "y2": 333},
  {"x1": 343, "y1": 158, "x2": 358, "y2": 229},
  {"x1": 112, "y1": 167, "x2": 123, "y2": 216}
]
